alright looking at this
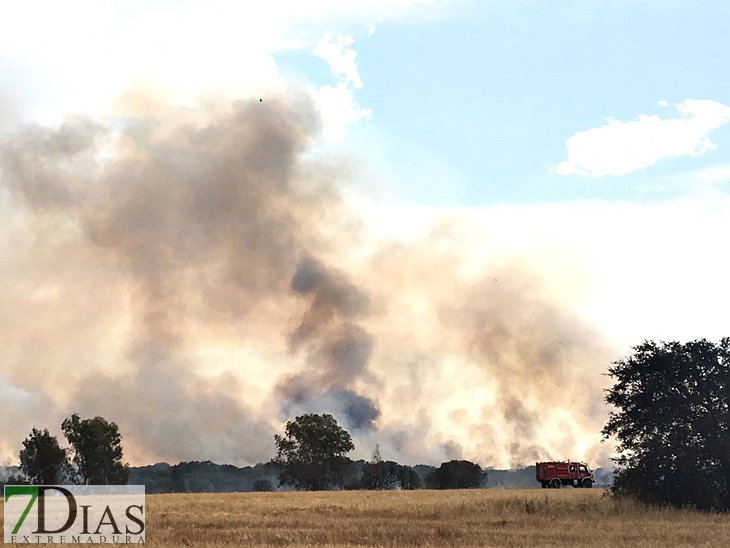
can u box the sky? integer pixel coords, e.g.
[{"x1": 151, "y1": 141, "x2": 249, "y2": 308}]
[{"x1": 0, "y1": 0, "x2": 729, "y2": 471}]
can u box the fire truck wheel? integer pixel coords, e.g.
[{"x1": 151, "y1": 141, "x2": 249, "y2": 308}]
[
  {"x1": 550, "y1": 479, "x2": 561, "y2": 489},
  {"x1": 541, "y1": 482, "x2": 547, "y2": 489},
  {"x1": 583, "y1": 479, "x2": 593, "y2": 489}
]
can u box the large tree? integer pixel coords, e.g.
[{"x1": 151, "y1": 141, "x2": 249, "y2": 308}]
[
  {"x1": 19, "y1": 428, "x2": 67, "y2": 485},
  {"x1": 61, "y1": 414, "x2": 130, "y2": 485},
  {"x1": 273, "y1": 413, "x2": 354, "y2": 491},
  {"x1": 603, "y1": 338, "x2": 730, "y2": 510}
]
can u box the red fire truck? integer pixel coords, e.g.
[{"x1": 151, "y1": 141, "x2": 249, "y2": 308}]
[{"x1": 536, "y1": 461, "x2": 594, "y2": 488}]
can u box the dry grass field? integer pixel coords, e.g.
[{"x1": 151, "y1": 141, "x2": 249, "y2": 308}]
[{"x1": 5, "y1": 488, "x2": 730, "y2": 547}]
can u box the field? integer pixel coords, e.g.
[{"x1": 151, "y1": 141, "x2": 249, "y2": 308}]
[{"x1": 5, "y1": 488, "x2": 730, "y2": 547}]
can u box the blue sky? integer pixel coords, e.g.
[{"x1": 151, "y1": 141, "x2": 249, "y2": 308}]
[
  {"x1": 277, "y1": 1, "x2": 730, "y2": 205},
  {"x1": 3, "y1": 0, "x2": 729, "y2": 209}
]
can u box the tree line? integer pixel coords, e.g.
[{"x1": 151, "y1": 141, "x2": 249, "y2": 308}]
[
  {"x1": 2, "y1": 410, "x2": 486, "y2": 491},
  {"x1": 122, "y1": 459, "x2": 496, "y2": 493},
  {"x1": 271, "y1": 413, "x2": 486, "y2": 490}
]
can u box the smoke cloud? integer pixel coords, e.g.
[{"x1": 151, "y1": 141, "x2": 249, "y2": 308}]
[
  {"x1": 0, "y1": 88, "x2": 619, "y2": 469},
  {"x1": 278, "y1": 256, "x2": 380, "y2": 431}
]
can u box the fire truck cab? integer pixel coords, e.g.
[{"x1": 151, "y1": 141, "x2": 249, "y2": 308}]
[{"x1": 536, "y1": 461, "x2": 594, "y2": 488}]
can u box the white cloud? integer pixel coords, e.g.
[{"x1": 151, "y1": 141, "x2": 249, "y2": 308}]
[
  {"x1": 556, "y1": 99, "x2": 730, "y2": 177},
  {"x1": 0, "y1": 0, "x2": 448, "y2": 127},
  {"x1": 314, "y1": 83, "x2": 373, "y2": 141},
  {"x1": 315, "y1": 33, "x2": 364, "y2": 89},
  {"x1": 313, "y1": 33, "x2": 373, "y2": 141}
]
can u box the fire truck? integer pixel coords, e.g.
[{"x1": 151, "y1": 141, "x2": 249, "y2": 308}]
[{"x1": 536, "y1": 461, "x2": 594, "y2": 488}]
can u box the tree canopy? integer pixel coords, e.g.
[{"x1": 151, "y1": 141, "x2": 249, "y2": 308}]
[
  {"x1": 62, "y1": 413, "x2": 130, "y2": 485},
  {"x1": 359, "y1": 445, "x2": 421, "y2": 490},
  {"x1": 273, "y1": 413, "x2": 354, "y2": 491},
  {"x1": 19, "y1": 428, "x2": 67, "y2": 485},
  {"x1": 603, "y1": 338, "x2": 730, "y2": 510},
  {"x1": 425, "y1": 460, "x2": 486, "y2": 489}
]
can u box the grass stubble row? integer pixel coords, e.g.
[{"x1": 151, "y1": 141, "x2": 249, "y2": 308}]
[{"x1": 3, "y1": 489, "x2": 730, "y2": 547}]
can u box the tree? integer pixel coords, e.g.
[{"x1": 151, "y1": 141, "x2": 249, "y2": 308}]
[
  {"x1": 361, "y1": 446, "x2": 401, "y2": 490},
  {"x1": 61, "y1": 414, "x2": 130, "y2": 485},
  {"x1": 425, "y1": 460, "x2": 486, "y2": 489},
  {"x1": 398, "y1": 465, "x2": 422, "y2": 490},
  {"x1": 19, "y1": 428, "x2": 68, "y2": 485},
  {"x1": 603, "y1": 338, "x2": 730, "y2": 510},
  {"x1": 273, "y1": 413, "x2": 354, "y2": 491}
]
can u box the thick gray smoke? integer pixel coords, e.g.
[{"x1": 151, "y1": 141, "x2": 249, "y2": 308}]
[
  {"x1": 0, "y1": 94, "x2": 372, "y2": 464},
  {"x1": 0, "y1": 89, "x2": 619, "y2": 468},
  {"x1": 279, "y1": 256, "x2": 380, "y2": 431}
]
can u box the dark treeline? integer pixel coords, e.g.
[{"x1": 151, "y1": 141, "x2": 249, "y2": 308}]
[
  {"x1": 0, "y1": 405, "x2": 614, "y2": 495},
  {"x1": 134, "y1": 460, "x2": 613, "y2": 493},
  {"x1": 127, "y1": 461, "x2": 284, "y2": 493},
  {"x1": 126, "y1": 459, "x2": 613, "y2": 493},
  {"x1": 1, "y1": 408, "x2": 609, "y2": 493},
  {"x1": 0, "y1": 459, "x2": 613, "y2": 494},
  {"x1": 0, "y1": 460, "x2": 613, "y2": 494}
]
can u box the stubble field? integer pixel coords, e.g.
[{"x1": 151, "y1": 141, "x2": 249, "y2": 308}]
[{"x1": 4, "y1": 488, "x2": 730, "y2": 547}]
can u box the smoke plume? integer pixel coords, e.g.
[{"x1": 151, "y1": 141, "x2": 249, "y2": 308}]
[
  {"x1": 0, "y1": 89, "x2": 619, "y2": 468},
  {"x1": 278, "y1": 256, "x2": 380, "y2": 431}
]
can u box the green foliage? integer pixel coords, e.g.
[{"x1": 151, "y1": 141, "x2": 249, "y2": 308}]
[
  {"x1": 361, "y1": 445, "x2": 394, "y2": 490},
  {"x1": 171, "y1": 461, "x2": 251, "y2": 493},
  {"x1": 273, "y1": 413, "x2": 354, "y2": 491},
  {"x1": 425, "y1": 460, "x2": 486, "y2": 489},
  {"x1": 340, "y1": 459, "x2": 365, "y2": 490},
  {"x1": 603, "y1": 338, "x2": 730, "y2": 510},
  {"x1": 61, "y1": 413, "x2": 130, "y2": 485},
  {"x1": 362, "y1": 460, "x2": 401, "y2": 489},
  {"x1": 169, "y1": 461, "x2": 250, "y2": 493},
  {"x1": 128, "y1": 461, "x2": 283, "y2": 493},
  {"x1": 19, "y1": 428, "x2": 67, "y2": 485},
  {"x1": 399, "y1": 465, "x2": 422, "y2": 490},
  {"x1": 130, "y1": 462, "x2": 176, "y2": 493},
  {"x1": 360, "y1": 446, "x2": 422, "y2": 490}
]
